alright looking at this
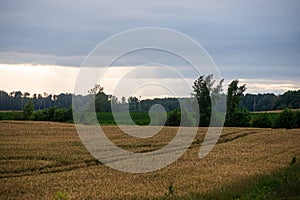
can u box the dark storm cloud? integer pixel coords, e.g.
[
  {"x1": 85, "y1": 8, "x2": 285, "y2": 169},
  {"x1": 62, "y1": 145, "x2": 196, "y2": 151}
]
[{"x1": 0, "y1": 0, "x2": 299, "y2": 82}]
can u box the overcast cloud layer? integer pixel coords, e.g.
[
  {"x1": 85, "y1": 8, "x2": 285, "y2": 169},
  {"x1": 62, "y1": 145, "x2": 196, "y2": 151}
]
[{"x1": 0, "y1": 0, "x2": 299, "y2": 95}]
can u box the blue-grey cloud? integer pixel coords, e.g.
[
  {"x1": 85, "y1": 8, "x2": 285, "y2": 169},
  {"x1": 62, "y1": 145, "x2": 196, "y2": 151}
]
[{"x1": 0, "y1": 0, "x2": 299, "y2": 87}]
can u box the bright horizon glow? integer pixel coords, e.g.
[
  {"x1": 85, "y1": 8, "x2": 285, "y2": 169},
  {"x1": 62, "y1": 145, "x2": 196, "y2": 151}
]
[
  {"x1": 0, "y1": 63, "x2": 299, "y2": 98},
  {"x1": 0, "y1": 63, "x2": 79, "y2": 95}
]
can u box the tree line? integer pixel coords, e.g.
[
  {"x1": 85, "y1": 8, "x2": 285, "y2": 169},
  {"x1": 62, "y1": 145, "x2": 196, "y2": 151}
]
[
  {"x1": 240, "y1": 90, "x2": 300, "y2": 111},
  {"x1": 0, "y1": 74, "x2": 300, "y2": 128},
  {"x1": 1, "y1": 88, "x2": 299, "y2": 113},
  {"x1": 0, "y1": 91, "x2": 72, "y2": 111}
]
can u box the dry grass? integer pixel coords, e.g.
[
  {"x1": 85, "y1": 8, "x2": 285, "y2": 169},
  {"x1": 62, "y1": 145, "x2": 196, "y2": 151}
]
[{"x1": 0, "y1": 121, "x2": 299, "y2": 199}]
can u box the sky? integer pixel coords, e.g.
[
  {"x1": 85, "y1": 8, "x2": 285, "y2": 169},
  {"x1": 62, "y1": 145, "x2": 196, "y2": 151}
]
[{"x1": 0, "y1": 0, "x2": 299, "y2": 98}]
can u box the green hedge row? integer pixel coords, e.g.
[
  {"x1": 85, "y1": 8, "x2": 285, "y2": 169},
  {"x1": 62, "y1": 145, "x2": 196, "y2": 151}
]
[
  {"x1": 0, "y1": 108, "x2": 73, "y2": 123},
  {"x1": 250, "y1": 109, "x2": 300, "y2": 129},
  {"x1": 1, "y1": 109, "x2": 300, "y2": 129}
]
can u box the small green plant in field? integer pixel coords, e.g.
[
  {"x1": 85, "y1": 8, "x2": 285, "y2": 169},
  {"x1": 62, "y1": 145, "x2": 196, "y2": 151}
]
[
  {"x1": 163, "y1": 182, "x2": 175, "y2": 198},
  {"x1": 52, "y1": 191, "x2": 68, "y2": 200},
  {"x1": 291, "y1": 156, "x2": 296, "y2": 165},
  {"x1": 168, "y1": 183, "x2": 175, "y2": 196}
]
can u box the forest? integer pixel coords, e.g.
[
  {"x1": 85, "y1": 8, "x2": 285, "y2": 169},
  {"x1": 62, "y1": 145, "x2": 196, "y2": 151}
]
[
  {"x1": 0, "y1": 75, "x2": 300, "y2": 129},
  {"x1": 1, "y1": 89, "x2": 300, "y2": 112}
]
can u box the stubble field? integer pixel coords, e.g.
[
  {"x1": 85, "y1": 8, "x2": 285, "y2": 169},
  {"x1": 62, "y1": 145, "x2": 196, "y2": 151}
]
[{"x1": 0, "y1": 121, "x2": 299, "y2": 199}]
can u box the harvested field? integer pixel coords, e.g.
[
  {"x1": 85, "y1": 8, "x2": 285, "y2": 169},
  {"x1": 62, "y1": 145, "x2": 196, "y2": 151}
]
[{"x1": 0, "y1": 121, "x2": 299, "y2": 199}]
